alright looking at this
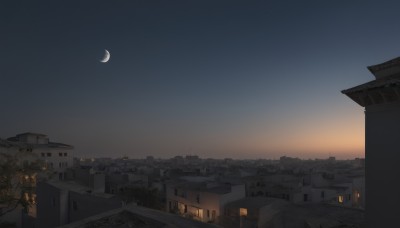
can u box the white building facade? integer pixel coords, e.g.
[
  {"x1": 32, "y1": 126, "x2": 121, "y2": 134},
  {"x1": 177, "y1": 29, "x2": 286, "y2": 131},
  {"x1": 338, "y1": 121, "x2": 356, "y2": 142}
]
[
  {"x1": 8, "y1": 132, "x2": 74, "y2": 180},
  {"x1": 166, "y1": 181, "x2": 245, "y2": 224}
]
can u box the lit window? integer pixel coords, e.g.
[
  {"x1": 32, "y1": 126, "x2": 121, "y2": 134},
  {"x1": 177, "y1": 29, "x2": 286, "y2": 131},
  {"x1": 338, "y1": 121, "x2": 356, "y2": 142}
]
[
  {"x1": 357, "y1": 192, "x2": 360, "y2": 198},
  {"x1": 240, "y1": 208, "x2": 248, "y2": 217},
  {"x1": 32, "y1": 194, "x2": 37, "y2": 204},
  {"x1": 197, "y1": 209, "x2": 203, "y2": 219},
  {"x1": 338, "y1": 195, "x2": 344, "y2": 203}
]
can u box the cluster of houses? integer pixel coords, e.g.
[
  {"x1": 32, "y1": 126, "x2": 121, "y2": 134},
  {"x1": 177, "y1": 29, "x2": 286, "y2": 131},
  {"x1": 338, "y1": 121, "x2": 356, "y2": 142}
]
[{"x1": 1, "y1": 132, "x2": 365, "y2": 228}]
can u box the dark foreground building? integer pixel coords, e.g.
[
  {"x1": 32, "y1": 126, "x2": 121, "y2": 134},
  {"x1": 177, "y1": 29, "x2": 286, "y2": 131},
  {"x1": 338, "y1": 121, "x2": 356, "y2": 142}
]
[{"x1": 342, "y1": 56, "x2": 400, "y2": 228}]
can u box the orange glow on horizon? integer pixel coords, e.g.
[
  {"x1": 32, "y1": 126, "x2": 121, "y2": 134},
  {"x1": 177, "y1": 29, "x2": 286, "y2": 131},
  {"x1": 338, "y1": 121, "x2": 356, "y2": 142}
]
[{"x1": 222, "y1": 110, "x2": 365, "y2": 159}]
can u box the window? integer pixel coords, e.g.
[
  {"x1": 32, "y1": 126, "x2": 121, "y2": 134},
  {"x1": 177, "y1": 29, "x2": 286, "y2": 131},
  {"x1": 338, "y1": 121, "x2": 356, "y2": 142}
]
[
  {"x1": 321, "y1": 191, "x2": 325, "y2": 198},
  {"x1": 196, "y1": 194, "x2": 200, "y2": 203},
  {"x1": 41, "y1": 153, "x2": 45, "y2": 157},
  {"x1": 59, "y1": 162, "x2": 62, "y2": 168},
  {"x1": 212, "y1": 210, "x2": 216, "y2": 220},
  {"x1": 240, "y1": 208, "x2": 248, "y2": 217},
  {"x1": 303, "y1": 194, "x2": 308, "y2": 202},
  {"x1": 348, "y1": 194, "x2": 351, "y2": 201},
  {"x1": 197, "y1": 209, "x2": 204, "y2": 219},
  {"x1": 64, "y1": 153, "x2": 68, "y2": 156},
  {"x1": 207, "y1": 209, "x2": 210, "y2": 218},
  {"x1": 184, "y1": 205, "x2": 187, "y2": 213},
  {"x1": 52, "y1": 197, "x2": 56, "y2": 207},
  {"x1": 338, "y1": 195, "x2": 344, "y2": 203},
  {"x1": 59, "y1": 153, "x2": 63, "y2": 157},
  {"x1": 72, "y1": 201, "x2": 78, "y2": 211},
  {"x1": 47, "y1": 153, "x2": 51, "y2": 157},
  {"x1": 174, "y1": 188, "x2": 178, "y2": 196}
]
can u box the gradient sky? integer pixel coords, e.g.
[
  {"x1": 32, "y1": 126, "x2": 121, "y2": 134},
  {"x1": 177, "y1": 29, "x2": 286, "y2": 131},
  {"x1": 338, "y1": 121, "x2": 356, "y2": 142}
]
[{"x1": 2, "y1": 0, "x2": 400, "y2": 159}]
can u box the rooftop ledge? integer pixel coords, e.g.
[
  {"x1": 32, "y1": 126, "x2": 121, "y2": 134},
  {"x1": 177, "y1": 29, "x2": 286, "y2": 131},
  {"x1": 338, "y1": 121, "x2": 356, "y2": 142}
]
[{"x1": 342, "y1": 56, "x2": 400, "y2": 107}]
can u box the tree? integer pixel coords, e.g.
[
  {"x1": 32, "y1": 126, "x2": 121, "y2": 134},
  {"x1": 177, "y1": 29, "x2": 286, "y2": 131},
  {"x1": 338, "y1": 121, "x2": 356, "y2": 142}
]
[{"x1": 0, "y1": 152, "x2": 44, "y2": 218}]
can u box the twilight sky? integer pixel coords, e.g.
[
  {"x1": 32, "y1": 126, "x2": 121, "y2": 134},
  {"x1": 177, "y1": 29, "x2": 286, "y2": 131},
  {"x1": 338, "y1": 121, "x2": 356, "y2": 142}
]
[{"x1": 1, "y1": 0, "x2": 399, "y2": 159}]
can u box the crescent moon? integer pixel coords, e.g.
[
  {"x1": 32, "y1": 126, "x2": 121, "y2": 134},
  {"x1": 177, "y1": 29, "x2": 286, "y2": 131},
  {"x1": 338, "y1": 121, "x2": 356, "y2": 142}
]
[{"x1": 100, "y1": 49, "x2": 110, "y2": 63}]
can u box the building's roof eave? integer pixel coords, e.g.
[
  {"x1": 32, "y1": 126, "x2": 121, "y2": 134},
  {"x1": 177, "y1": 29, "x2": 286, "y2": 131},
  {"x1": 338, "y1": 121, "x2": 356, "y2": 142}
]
[{"x1": 16, "y1": 132, "x2": 48, "y2": 137}]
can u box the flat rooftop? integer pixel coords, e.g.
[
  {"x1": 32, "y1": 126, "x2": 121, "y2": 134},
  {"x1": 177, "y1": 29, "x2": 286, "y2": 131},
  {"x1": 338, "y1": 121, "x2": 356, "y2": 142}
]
[
  {"x1": 58, "y1": 204, "x2": 220, "y2": 228},
  {"x1": 225, "y1": 197, "x2": 287, "y2": 209},
  {"x1": 46, "y1": 180, "x2": 114, "y2": 199}
]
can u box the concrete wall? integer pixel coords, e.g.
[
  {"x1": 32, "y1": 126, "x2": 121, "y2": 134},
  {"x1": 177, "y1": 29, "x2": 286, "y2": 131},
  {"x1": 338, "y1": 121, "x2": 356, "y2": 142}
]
[
  {"x1": 352, "y1": 177, "x2": 365, "y2": 208},
  {"x1": 74, "y1": 168, "x2": 105, "y2": 193},
  {"x1": 219, "y1": 185, "x2": 246, "y2": 214},
  {"x1": 258, "y1": 203, "x2": 285, "y2": 228},
  {"x1": 36, "y1": 182, "x2": 68, "y2": 228},
  {"x1": 365, "y1": 101, "x2": 400, "y2": 228},
  {"x1": 68, "y1": 192, "x2": 122, "y2": 223},
  {"x1": 310, "y1": 188, "x2": 337, "y2": 203}
]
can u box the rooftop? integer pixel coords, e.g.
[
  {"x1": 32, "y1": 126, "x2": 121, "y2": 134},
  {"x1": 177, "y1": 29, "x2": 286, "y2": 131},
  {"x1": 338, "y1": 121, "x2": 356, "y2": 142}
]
[
  {"x1": 46, "y1": 180, "x2": 114, "y2": 199},
  {"x1": 169, "y1": 181, "x2": 240, "y2": 195},
  {"x1": 367, "y1": 56, "x2": 400, "y2": 79},
  {"x1": 59, "y1": 204, "x2": 219, "y2": 228},
  {"x1": 16, "y1": 132, "x2": 48, "y2": 137},
  {"x1": 225, "y1": 197, "x2": 287, "y2": 209},
  {"x1": 342, "y1": 56, "x2": 400, "y2": 107}
]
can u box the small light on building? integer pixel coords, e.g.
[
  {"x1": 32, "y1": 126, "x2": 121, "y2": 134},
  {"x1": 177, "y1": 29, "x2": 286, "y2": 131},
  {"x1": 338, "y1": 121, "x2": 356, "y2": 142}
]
[
  {"x1": 357, "y1": 192, "x2": 360, "y2": 198},
  {"x1": 240, "y1": 208, "x2": 248, "y2": 217},
  {"x1": 338, "y1": 195, "x2": 344, "y2": 203}
]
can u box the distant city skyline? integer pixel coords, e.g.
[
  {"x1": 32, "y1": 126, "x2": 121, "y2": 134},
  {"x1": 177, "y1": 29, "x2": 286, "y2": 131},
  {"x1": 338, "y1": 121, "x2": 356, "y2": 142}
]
[{"x1": 3, "y1": 0, "x2": 399, "y2": 159}]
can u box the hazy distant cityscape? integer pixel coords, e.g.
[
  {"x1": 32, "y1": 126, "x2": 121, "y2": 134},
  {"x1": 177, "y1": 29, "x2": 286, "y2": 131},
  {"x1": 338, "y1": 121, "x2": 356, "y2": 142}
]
[{"x1": 1, "y1": 132, "x2": 365, "y2": 228}]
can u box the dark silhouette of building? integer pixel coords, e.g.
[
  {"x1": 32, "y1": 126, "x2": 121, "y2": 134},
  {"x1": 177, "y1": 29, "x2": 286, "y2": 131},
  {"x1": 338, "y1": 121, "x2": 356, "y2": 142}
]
[{"x1": 342, "y1": 56, "x2": 400, "y2": 228}]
